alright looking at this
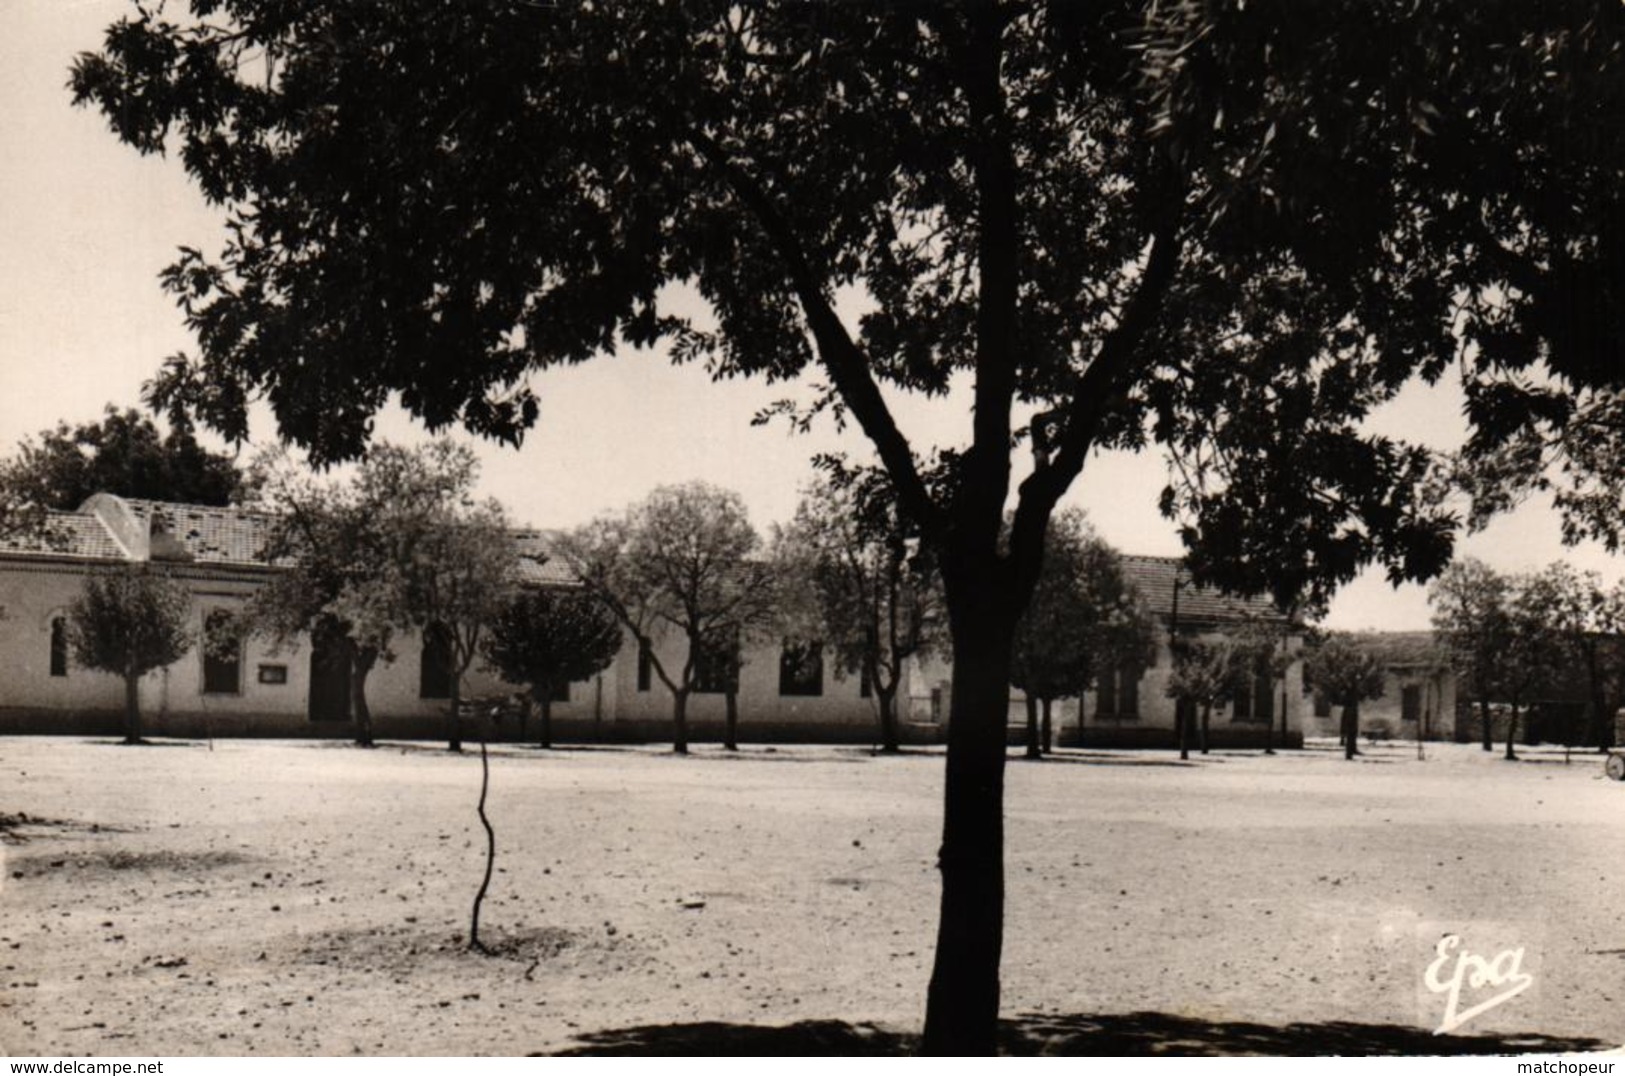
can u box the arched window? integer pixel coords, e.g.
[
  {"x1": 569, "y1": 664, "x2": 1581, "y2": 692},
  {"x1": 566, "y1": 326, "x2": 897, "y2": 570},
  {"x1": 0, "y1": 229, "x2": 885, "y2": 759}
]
[
  {"x1": 202, "y1": 609, "x2": 241, "y2": 694},
  {"x1": 420, "y1": 623, "x2": 454, "y2": 700},
  {"x1": 636, "y1": 638, "x2": 652, "y2": 692},
  {"x1": 49, "y1": 617, "x2": 68, "y2": 678}
]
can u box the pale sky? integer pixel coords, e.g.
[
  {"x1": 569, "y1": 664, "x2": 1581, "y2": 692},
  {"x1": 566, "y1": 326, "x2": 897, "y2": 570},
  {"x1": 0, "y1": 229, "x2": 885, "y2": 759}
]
[{"x1": 3, "y1": 0, "x2": 1618, "y2": 631}]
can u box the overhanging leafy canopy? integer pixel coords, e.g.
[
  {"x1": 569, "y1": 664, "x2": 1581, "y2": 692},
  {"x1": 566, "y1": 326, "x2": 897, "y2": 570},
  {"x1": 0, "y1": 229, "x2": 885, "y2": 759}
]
[{"x1": 71, "y1": 1, "x2": 1625, "y2": 606}]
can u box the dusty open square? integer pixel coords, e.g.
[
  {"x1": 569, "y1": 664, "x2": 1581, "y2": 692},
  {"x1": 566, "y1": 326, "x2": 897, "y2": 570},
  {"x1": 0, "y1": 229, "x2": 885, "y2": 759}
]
[{"x1": 2, "y1": 735, "x2": 1623, "y2": 1056}]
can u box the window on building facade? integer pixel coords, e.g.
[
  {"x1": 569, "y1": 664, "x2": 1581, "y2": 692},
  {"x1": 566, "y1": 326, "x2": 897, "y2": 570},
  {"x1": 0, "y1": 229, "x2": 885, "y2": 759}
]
[
  {"x1": 1401, "y1": 684, "x2": 1422, "y2": 723},
  {"x1": 860, "y1": 664, "x2": 873, "y2": 698},
  {"x1": 636, "y1": 639, "x2": 652, "y2": 692},
  {"x1": 692, "y1": 633, "x2": 737, "y2": 695},
  {"x1": 549, "y1": 680, "x2": 570, "y2": 703},
  {"x1": 778, "y1": 640, "x2": 824, "y2": 697},
  {"x1": 202, "y1": 609, "x2": 241, "y2": 695},
  {"x1": 1231, "y1": 677, "x2": 1251, "y2": 722},
  {"x1": 1314, "y1": 691, "x2": 1333, "y2": 718},
  {"x1": 419, "y1": 623, "x2": 454, "y2": 700},
  {"x1": 1095, "y1": 662, "x2": 1140, "y2": 719},
  {"x1": 1229, "y1": 658, "x2": 1275, "y2": 723},
  {"x1": 49, "y1": 617, "x2": 68, "y2": 677}
]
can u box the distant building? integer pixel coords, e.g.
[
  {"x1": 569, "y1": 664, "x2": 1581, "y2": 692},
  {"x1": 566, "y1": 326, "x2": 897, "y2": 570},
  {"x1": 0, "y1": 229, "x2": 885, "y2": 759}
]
[
  {"x1": 1299, "y1": 631, "x2": 1456, "y2": 742},
  {"x1": 0, "y1": 494, "x2": 897, "y2": 744},
  {"x1": 909, "y1": 556, "x2": 1309, "y2": 750},
  {"x1": 1, "y1": 496, "x2": 1312, "y2": 748}
]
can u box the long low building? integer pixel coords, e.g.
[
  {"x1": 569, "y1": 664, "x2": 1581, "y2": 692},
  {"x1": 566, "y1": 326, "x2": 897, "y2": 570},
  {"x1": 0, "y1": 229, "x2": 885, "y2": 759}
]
[
  {"x1": 908, "y1": 555, "x2": 1308, "y2": 750},
  {"x1": 0, "y1": 494, "x2": 1306, "y2": 748}
]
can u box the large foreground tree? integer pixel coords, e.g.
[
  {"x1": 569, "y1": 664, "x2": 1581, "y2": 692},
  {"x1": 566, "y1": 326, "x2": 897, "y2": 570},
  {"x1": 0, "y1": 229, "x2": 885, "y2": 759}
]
[{"x1": 74, "y1": 2, "x2": 1625, "y2": 1052}]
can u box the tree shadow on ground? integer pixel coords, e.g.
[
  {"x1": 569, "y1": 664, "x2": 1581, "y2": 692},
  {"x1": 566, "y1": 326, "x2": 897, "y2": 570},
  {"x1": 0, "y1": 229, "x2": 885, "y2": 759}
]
[
  {"x1": 553, "y1": 1011, "x2": 1615, "y2": 1056},
  {"x1": 80, "y1": 738, "x2": 201, "y2": 748},
  {"x1": 1035, "y1": 752, "x2": 1199, "y2": 768}
]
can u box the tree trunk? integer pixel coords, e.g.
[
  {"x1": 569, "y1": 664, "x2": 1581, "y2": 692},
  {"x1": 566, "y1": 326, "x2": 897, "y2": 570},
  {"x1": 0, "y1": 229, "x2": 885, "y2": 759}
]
[
  {"x1": 1505, "y1": 704, "x2": 1519, "y2": 761},
  {"x1": 448, "y1": 674, "x2": 462, "y2": 753},
  {"x1": 469, "y1": 736, "x2": 495, "y2": 954},
  {"x1": 122, "y1": 668, "x2": 141, "y2": 745},
  {"x1": 1480, "y1": 697, "x2": 1493, "y2": 752},
  {"x1": 1040, "y1": 698, "x2": 1053, "y2": 754},
  {"x1": 1265, "y1": 679, "x2": 1280, "y2": 755},
  {"x1": 724, "y1": 690, "x2": 739, "y2": 751},
  {"x1": 1178, "y1": 702, "x2": 1190, "y2": 761},
  {"x1": 536, "y1": 690, "x2": 554, "y2": 750},
  {"x1": 1589, "y1": 686, "x2": 1615, "y2": 752},
  {"x1": 672, "y1": 688, "x2": 689, "y2": 755},
  {"x1": 919, "y1": 606, "x2": 1014, "y2": 1056},
  {"x1": 1023, "y1": 694, "x2": 1040, "y2": 760},
  {"x1": 1199, "y1": 702, "x2": 1211, "y2": 755},
  {"x1": 1343, "y1": 702, "x2": 1360, "y2": 760},
  {"x1": 352, "y1": 645, "x2": 377, "y2": 748},
  {"x1": 877, "y1": 686, "x2": 901, "y2": 754}
]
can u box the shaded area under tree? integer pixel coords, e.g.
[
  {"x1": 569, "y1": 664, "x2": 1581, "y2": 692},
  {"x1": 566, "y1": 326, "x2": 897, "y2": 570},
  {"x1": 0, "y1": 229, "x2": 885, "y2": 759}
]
[{"x1": 555, "y1": 1011, "x2": 1611, "y2": 1057}]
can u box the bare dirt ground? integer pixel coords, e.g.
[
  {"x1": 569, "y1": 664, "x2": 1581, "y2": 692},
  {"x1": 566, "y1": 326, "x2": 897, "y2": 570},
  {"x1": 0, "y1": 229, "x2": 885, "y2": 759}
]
[{"x1": 1, "y1": 734, "x2": 1623, "y2": 1056}]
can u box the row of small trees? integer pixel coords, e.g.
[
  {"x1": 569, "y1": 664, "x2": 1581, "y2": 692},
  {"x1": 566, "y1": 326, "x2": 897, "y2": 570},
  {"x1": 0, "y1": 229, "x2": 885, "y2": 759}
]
[
  {"x1": 60, "y1": 440, "x2": 1178, "y2": 756},
  {"x1": 1431, "y1": 558, "x2": 1625, "y2": 758}
]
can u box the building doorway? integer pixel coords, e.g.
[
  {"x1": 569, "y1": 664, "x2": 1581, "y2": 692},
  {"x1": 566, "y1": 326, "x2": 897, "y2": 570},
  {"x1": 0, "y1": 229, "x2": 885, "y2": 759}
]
[{"x1": 309, "y1": 633, "x2": 351, "y2": 723}]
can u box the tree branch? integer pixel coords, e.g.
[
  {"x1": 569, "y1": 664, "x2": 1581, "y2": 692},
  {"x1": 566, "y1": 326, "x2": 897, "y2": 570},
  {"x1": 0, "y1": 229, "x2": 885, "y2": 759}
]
[
  {"x1": 957, "y1": 5, "x2": 1022, "y2": 562},
  {"x1": 685, "y1": 129, "x2": 943, "y2": 541},
  {"x1": 1010, "y1": 217, "x2": 1185, "y2": 585}
]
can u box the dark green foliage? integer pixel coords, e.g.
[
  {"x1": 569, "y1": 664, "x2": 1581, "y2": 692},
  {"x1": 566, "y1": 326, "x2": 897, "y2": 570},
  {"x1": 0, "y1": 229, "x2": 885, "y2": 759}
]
[
  {"x1": 1302, "y1": 634, "x2": 1386, "y2": 713},
  {"x1": 67, "y1": 569, "x2": 194, "y2": 744},
  {"x1": 775, "y1": 470, "x2": 943, "y2": 753},
  {"x1": 1010, "y1": 512, "x2": 1154, "y2": 741},
  {"x1": 482, "y1": 587, "x2": 622, "y2": 747},
  {"x1": 1302, "y1": 632, "x2": 1386, "y2": 759},
  {"x1": 557, "y1": 482, "x2": 774, "y2": 755},
  {"x1": 1, "y1": 406, "x2": 250, "y2": 510}
]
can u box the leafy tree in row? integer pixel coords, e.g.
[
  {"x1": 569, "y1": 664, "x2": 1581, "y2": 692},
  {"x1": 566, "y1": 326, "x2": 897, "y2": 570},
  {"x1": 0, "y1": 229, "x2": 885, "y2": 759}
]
[
  {"x1": 68, "y1": 569, "x2": 194, "y2": 745},
  {"x1": 1494, "y1": 570, "x2": 1568, "y2": 760},
  {"x1": 482, "y1": 586, "x2": 622, "y2": 750},
  {"x1": 1010, "y1": 511, "x2": 1153, "y2": 758},
  {"x1": 1166, "y1": 635, "x2": 1237, "y2": 760},
  {"x1": 1530, "y1": 563, "x2": 1625, "y2": 752},
  {"x1": 364, "y1": 443, "x2": 516, "y2": 753},
  {"x1": 74, "y1": 2, "x2": 1625, "y2": 1051},
  {"x1": 242, "y1": 449, "x2": 397, "y2": 747},
  {"x1": 557, "y1": 483, "x2": 776, "y2": 755},
  {"x1": 1430, "y1": 559, "x2": 1513, "y2": 753},
  {"x1": 775, "y1": 470, "x2": 944, "y2": 753},
  {"x1": 1303, "y1": 633, "x2": 1386, "y2": 761}
]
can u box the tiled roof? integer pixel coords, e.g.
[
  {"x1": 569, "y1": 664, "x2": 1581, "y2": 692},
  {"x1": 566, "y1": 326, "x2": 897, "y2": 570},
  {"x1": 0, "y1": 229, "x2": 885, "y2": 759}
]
[
  {"x1": 512, "y1": 529, "x2": 578, "y2": 587},
  {"x1": 0, "y1": 496, "x2": 577, "y2": 584},
  {"x1": 1120, "y1": 555, "x2": 1286, "y2": 624},
  {"x1": 121, "y1": 498, "x2": 279, "y2": 567},
  {"x1": 1345, "y1": 630, "x2": 1449, "y2": 668},
  {"x1": 0, "y1": 510, "x2": 126, "y2": 561}
]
